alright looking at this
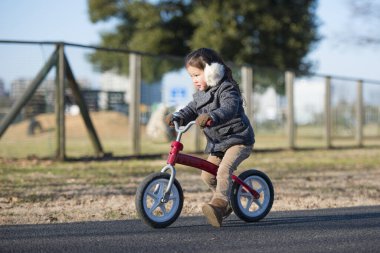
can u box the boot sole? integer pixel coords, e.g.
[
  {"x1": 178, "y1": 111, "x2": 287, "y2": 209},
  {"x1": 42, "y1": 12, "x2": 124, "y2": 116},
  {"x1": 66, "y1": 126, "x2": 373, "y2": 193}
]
[
  {"x1": 223, "y1": 208, "x2": 233, "y2": 219},
  {"x1": 202, "y1": 205, "x2": 222, "y2": 228}
]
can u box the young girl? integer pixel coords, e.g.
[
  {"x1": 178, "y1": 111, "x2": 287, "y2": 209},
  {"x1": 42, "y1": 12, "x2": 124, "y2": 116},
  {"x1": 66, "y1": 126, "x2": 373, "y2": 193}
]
[{"x1": 165, "y1": 48, "x2": 254, "y2": 227}]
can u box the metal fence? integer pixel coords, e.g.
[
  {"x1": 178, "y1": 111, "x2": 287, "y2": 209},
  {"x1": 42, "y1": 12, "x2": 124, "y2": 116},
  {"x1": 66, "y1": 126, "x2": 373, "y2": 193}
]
[{"x1": 0, "y1": 40, "x2": 379, "y2": 160}]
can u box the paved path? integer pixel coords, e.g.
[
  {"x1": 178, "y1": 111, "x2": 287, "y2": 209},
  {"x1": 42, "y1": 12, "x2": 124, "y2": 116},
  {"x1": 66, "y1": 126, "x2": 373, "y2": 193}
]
[{"x1": 1, "y1": 206, "x2": 379, "y2": 253}]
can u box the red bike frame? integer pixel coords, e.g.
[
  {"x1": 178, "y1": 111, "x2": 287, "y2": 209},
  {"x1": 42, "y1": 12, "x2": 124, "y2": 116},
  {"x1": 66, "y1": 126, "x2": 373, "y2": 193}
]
[{"x1": 166, "y1": 140, "x2": 260, "y2": 199}]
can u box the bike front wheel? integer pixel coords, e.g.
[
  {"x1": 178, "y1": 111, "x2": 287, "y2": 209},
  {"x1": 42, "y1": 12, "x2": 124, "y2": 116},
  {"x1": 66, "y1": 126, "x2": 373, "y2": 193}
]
[
  {"x1": 135, "y1": 172, "x2": 183, "y2": 228},
  {"x1": 230, "y1": 169, "x2": 274, "y2": 222}
]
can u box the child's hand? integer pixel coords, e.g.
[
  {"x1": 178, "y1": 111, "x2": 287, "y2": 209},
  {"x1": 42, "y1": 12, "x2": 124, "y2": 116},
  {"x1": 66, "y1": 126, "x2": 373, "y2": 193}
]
[
  {"x1": 164, "y1": 114, "x2": 183, "y2": 127},
  {"x1": 196, "y1": 113, "x2": 213, "y2": 128}
]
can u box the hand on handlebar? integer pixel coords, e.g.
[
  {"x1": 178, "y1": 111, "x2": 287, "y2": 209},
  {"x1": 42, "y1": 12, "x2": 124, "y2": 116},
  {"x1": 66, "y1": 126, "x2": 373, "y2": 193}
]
[
  {"x1": 196, "y1": 113, "x2": 213, "y2": 128},
  {"x1": 165, "y1": 113, "x2": 183, "y2": 128}
]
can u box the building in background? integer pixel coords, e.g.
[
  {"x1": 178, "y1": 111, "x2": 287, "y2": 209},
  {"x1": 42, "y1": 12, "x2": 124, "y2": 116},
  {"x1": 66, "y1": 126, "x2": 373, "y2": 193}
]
[
  {"x1": 99, "y1": 70, "x2": 161, "y2": 111},
  {"x1": 253, "y1": 87, "x2": 284, "y2": 124},
  {"x1": 99, "y1": 71, "x2": 129, "y2": 110},
  {"x1": 161, "y1": 69, "x2": 193, "y2": 109}
]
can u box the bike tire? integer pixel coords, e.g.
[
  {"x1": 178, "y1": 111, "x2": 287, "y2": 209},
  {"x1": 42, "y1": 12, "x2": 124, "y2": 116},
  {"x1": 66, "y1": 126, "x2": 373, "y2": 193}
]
[
  {"x1": 230, "y1": 169, "x2": 274, "y2": 222},
  {"x1": 135, "y1": 172, "x2": 183, "y2": 228}
]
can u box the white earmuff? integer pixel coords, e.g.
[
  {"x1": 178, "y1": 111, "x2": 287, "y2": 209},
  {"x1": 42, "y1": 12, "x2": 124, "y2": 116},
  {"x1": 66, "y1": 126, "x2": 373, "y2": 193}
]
[{"x1": 204, "y1": 62, "x2": 225, "y2": 87}]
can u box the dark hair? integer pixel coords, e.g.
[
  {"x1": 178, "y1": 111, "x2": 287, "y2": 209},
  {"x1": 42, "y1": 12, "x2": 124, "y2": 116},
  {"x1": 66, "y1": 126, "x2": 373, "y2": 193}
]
[{"x1": 185, "y1": 48, "x2": 239, "y2": 88}]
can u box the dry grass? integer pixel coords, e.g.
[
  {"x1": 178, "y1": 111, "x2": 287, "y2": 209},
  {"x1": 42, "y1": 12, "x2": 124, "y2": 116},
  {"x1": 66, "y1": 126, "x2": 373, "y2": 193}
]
[{"x1": 1, "y1": 147, "x2": 380, "y2": 225}]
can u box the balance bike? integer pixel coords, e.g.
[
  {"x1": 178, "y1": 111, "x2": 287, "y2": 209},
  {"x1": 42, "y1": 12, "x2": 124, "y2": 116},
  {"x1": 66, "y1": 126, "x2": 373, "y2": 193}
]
[{"x1": 135, "y1": 121, "x2": 274, "y2": 228}]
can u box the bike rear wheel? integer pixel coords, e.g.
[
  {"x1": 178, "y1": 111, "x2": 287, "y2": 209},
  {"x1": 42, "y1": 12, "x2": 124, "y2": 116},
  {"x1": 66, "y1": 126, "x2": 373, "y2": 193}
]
[
  {"x1": 230, "y1": 169, "x2": 274, "y2": 222},
  {"x1": 135, "y1": 172, "x2": 183, "y2": 228}
]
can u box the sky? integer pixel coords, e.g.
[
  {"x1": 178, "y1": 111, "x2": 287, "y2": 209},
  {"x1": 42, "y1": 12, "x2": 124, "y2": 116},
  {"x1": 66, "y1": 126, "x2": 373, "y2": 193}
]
[{"x1": 0, "y1": 0, "x2": 380, "y2": 91}]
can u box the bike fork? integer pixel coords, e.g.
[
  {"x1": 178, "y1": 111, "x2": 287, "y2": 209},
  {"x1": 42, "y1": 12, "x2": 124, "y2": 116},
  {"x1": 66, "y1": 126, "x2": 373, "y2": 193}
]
[{"x1": 160, "y1": 164, "x2": 176, "y2": 203}]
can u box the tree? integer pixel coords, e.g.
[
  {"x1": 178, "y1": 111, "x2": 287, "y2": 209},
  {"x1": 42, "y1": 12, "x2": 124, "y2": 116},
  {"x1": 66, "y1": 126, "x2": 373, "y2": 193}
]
[
  {"x1": 347, "y1": 0, "x2": 380, "y2": 45},
  {"x1": 87, "y1": 0, "x2": 319, "y2": 90}
]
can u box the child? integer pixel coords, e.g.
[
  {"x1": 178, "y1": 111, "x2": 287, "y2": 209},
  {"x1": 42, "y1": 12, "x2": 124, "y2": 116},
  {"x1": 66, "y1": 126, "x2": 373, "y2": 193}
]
[{"x1": 165, "y1": 48, "x2": 254, "y2": 227}]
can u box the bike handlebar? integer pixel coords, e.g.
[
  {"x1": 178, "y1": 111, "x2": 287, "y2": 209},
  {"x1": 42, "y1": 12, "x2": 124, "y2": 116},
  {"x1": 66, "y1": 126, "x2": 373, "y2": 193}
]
[
  {"x1": 173, "y1": 119, "x2": 213, "y2": 134},
  {"x1": 173, "y1": 120, "x2": 195, "y2": 134}
]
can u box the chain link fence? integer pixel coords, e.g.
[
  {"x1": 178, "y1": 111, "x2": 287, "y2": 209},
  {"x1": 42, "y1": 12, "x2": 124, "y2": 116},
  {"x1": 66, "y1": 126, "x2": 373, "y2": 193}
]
[{"x1": 0, "y1": 41, "x2": 379, "y2": 159}]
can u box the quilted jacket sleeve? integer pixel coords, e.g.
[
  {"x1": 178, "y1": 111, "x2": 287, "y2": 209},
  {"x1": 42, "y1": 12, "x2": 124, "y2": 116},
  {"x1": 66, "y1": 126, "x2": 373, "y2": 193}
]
[
  {"x1": 209, "y1": 83, "x2": 241, "y2": 126},
  {"x1": 176, "y1": 100, "x2": 198, "y2": 125}
]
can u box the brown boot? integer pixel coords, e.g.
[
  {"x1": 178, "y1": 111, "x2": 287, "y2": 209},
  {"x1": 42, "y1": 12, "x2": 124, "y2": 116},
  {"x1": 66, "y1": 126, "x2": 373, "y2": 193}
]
[{"x1": 202, "y1": 198, "x2": 229, "y2": 227}]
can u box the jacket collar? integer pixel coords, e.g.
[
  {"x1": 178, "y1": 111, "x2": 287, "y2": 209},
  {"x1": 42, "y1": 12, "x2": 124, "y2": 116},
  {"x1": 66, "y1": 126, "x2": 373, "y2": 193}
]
[{"x1": 194, "y1": 77, "x2": 228, "y2": 109}]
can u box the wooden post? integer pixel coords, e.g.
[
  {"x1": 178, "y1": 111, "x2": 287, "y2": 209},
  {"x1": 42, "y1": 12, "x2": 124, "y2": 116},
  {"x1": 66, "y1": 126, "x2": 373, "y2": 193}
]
[
  {"x1": 285, "y1": 71, "x2": 295, "y2": 149},
  {"x1": 324, "y1": 76, "x2": 332, "y2": 148},
  {"x1": 129, "y1": 53, "x2": 141, "y2": 155},
  {"x1": 0, "y1": 48, "x2": 58, "y2": 139},
  {"x1": 241, "y1": 66, "x2": 253, "y2": 123},
  {"x1": 56, "y1": 44, "x2": 66, "y2": 160},
  {"x1": 356, "y1": 80, "x2": 363, "y2": 147},
  {"x1": 64, "y1": 54, "x2": 105, "y2": 157}
]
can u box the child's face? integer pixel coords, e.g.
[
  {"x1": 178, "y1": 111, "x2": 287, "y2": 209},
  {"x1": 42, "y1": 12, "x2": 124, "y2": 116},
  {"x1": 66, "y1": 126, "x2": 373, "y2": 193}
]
[{"x1": 187, "y1": 65, "x2": 208, "y2": 91}]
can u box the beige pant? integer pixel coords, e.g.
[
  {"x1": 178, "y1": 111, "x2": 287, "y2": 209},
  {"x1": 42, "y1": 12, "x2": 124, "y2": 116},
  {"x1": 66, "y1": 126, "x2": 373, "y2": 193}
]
[{"x1": 201, "y1": 144, "x2": 253, "y2": 202}]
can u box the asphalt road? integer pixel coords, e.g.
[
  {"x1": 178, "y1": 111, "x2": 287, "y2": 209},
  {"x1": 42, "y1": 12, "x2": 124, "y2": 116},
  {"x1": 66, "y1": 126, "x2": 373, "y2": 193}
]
[{"x1": 1, "y1": 206, "x2": 379, "y2": 253}]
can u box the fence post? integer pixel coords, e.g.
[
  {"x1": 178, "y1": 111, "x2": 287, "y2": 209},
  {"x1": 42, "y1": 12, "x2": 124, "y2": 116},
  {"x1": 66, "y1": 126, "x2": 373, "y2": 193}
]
[
  {"x1": 356, "y1": 79, "x2": 363, "y2": 147},
  {"x1": 241, "y1": 66, "x2": 253, "y2": 123},
  {"x1": 285, "y1": 71, "x2": 295, "y2": 149},
  {"x1": 56, "y1": 44, "x2": 66, "y2": 160},
  {"x1": 129, "y1": 53, "x2": 141, "y2": 155},
  {"x1": 324, "y1": 76, "x2": 332, "y2": 148}
]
